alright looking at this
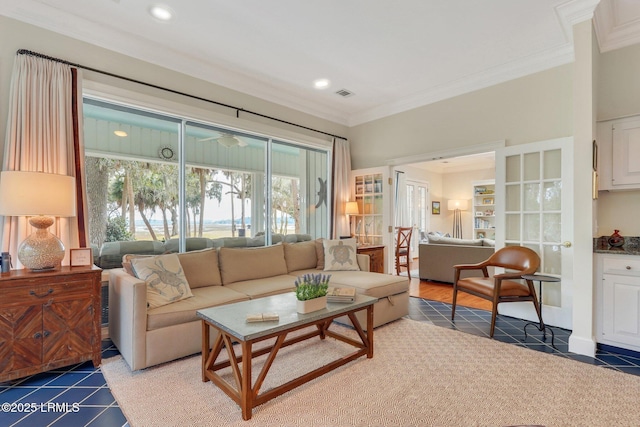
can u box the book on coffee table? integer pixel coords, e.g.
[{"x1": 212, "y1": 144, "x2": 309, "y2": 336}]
[
  {"x1": 326, "y1": 287, "x2": 356, "y2": 303},
  {"x1": 246, "y1": 313, "x2": 280, "y2": 322}
]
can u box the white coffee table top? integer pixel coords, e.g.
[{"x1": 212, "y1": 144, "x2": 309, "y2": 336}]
[{"x1": 197, "y1": 292, "x2": 377, "y2": 341}]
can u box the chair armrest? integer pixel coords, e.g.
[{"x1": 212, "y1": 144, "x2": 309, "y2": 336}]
[
  {"x1": 453, "y1": 262, "x2": 487, "y2": 271},
  {"x1": 493, "y1": 272, "x2": 527, "y2": 280},
  {"x1": 453, "y1": 262, "x2": 489, "y2": 284},
  {"x1": 108, "y1": 269, "x2": 148, "y2": 371},
  {"x1": 357, "y1": 253, "x2": 370, "y2": 272}
]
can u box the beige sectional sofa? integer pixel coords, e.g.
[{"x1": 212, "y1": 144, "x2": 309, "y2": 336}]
[
  {"x1": 109, "y1": 240, "x2": 409, "y2": 370},
  {"x1": 419, "y1": 235, "x2": 495, "y2": 283}
]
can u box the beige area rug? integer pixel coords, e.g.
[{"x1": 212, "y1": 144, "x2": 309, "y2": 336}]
[{"x1": 102, "y1": 319, "x2": 640, "y2": 427}]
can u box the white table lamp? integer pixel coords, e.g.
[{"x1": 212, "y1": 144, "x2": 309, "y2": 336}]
[
  {"x1": 345, "y1": 201, "x2": 360, "y2": 240},
  {"x1": 0, "y1": 171, "x2": 76, "y2": 270}
]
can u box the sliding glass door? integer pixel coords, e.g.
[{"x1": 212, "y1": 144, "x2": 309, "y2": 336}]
[{"x1": 82, "y1": 97, "x2": 330, "y2": 252}]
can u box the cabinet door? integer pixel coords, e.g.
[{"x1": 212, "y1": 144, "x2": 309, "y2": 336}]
[
  {"x1": 612, "y1": 120, "x2": 640, "y2": 186},
  {"x1": 43, "y1": 298, "x2": 94, "y2": 363},
  {"x1": 0, "y1": 305, "x2": 42, "y2": 374},
  {"x1": 602, "y1": 274, "x2": 640, "y2": 347}
]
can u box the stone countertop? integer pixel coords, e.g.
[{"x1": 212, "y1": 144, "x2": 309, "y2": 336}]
[{"x1": 594, "y1": 236, "x2": 640, "y2": 256}]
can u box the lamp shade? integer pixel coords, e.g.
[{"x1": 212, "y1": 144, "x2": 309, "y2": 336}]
[
  {"x1": 0, "y1": 171, "x2": 77, "y2": 270},
  {"x1": 447, "y1": 199, "x2": 468, "y2": 211},
  {"x1": 0, "y1": 171, "x2": 76, "y2": 217},
  {"x1": 345, "y1": 201, "x2": 360, "y2": 215}
]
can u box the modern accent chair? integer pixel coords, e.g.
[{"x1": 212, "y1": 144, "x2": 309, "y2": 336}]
[
  {"x1": 452, "y1": 246, "x2": 541, "y2": 337},
  {"x1": 395, "y1": 227, "x2": 413, "y2": 279}
]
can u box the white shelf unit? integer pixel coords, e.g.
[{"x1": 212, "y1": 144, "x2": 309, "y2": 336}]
[
  {"x1": 352, "y1": 172, "x2": 384, "y2": 246},
  {"x1": 472, "y1": 180, "x2": 495, "y2": 239}
]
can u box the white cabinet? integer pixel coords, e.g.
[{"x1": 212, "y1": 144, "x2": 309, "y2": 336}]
[
  {"x1": 472, "y1": 180, "x2": 495, "y2": 239},
  {"x1": 597, "y1": 117, "x2": 640, "y2": 190},
  {"x1": 350, "y1": 167, "x2": 392, "y2": 273},
  {"x1": 595, "y1": 254, "x2": 640, "y2": 352}
]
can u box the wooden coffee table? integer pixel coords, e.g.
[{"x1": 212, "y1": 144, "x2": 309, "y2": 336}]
[{"x1": 197, "y1": 292, "x2": 377, "y2": 420}]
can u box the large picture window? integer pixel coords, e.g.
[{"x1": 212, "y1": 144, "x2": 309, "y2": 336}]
[{"x1": 82, "y1": 98, "x2": 329, "y2": 264}]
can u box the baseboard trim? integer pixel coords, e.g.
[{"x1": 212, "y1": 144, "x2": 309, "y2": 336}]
[{"x1": 568, "y1": 333, "x2": 596, "y2": 357}]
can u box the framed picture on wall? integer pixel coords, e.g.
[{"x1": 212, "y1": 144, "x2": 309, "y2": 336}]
[{"x1": 432, "y1": 201, "x2": 440, "y2": 215}]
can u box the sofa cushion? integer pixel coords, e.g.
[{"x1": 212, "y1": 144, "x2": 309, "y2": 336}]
[
  {"x1": 224, "y1": 274, "x2": 296, "y2": 299},
  {"x1": 427, "y1": 235, "x2": 483, "y2": 246},
  {"x1": 283, "y1": 241, "x2": 318, "y2": 272},
  {"x1": 323, "y1": 238, "x2": 359, "y2": 271},
  {"x1": 131, "y1": 253, "x2": 194, "y2": 309},
  {"x1": 146, "y1": 285, "x2": 249, "y2": 330},
  {"x1": 219, "y1": 245, "x2": 288, "y2": 284},
  {"x1": 315, "y1": 238, "x2": 325, "y2": 269},
  {"x1": 176, "y1": 248, "x2": 222, "y2": 288}
]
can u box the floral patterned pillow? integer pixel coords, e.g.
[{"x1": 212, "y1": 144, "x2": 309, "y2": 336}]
[
  {"x1": 131, "y1": 253, "x2": 193, "y2": 309},
  {"x1": 323, "y1": 238, "x2": 359, "y2": 271}
]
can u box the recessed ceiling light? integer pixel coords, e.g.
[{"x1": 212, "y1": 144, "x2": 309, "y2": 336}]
[
  {"x1": 114, "y1": 130, "x2": 128, "y2": 137},
  {"x1": 149, "y1": 4, "x2": 173, "y2": 21},
  {"x1": 313, "y1": 78, "x2": 330, "y2": 90}
]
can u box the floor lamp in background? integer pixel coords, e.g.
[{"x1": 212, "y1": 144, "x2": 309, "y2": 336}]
[{"x1": 447, "y1": 199, "x2": 468, "y2": 239}]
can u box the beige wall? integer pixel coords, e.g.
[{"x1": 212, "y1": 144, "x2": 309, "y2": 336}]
[
  {"x1": 441, "y1": 168, "x2": 494, "y2": 240},
  {"x1": 348, "y1": 65, "x2": 573, "y2": 170},
  {"x1": 0, "y1": 16, "x2": 348, "y2": 164},
  {"x1": 596, "y1": 41, "x2": 640, "y2": 236}
]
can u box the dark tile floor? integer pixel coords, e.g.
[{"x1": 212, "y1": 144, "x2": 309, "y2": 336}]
[{"x1": 2, "y1": 297, "x2": 640, "y2": 426}]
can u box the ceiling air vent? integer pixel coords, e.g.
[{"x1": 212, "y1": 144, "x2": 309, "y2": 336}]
[{"x1": 335, "y1": 89, "x2": 354, "y2": 98}]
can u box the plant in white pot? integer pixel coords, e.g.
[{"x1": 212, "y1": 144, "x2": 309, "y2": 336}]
[{"x1": 294, "y1": 273, "x2": 331, "y2": 314}]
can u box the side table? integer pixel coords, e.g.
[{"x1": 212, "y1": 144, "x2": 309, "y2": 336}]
[
  {"x1": 522, "y1": 274, "x2": 559, "y2": 349},
  {"x1": 357, "y1": 245, "x2": 385, "y2": 274},
  {"x1": 0, "y1": 265, "x2": 103, "y2": 382}
]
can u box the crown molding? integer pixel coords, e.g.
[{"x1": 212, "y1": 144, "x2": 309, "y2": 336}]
[
  {"x1": 594, "y1": 0, "x2": 640, "y2": 53},
  {"x1": 348, "y1": 44, "x2": 575, "y2": 127}
]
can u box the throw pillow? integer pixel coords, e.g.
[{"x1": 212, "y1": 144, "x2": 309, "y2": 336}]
[
  {"x1": 131, "y1": 253, "x2": 193, "y2": 309},
  {"x1": 323, "y1": 238, "x2": 359, "y2": 271}
]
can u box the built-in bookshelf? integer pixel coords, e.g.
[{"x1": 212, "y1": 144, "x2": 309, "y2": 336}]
[
  {"x1": 352, "y1": 172, "x2": 384, "y2": 246},
  {"x1": 472, "y1": 181, "x2": 495, "y2": 239}
]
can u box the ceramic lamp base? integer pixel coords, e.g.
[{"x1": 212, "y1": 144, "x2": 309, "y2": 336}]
[{"x1": 18, "y1": 216, "x2": 65, "y2": 270}]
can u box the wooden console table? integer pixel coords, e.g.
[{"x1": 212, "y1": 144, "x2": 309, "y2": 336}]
[
  {"x1": 0, "y1": 265, "x2": 102, "y2": 382},
  {"x1": 357, "y1": 245, "x2": 385, "y2": 273}
]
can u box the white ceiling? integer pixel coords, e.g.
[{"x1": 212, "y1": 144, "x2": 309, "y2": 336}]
[{"x1": 1, "y1": 0, "x2": 640, "y2": 128}]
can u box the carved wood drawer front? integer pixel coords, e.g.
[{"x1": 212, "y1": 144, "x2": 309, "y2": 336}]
[{"x1": 0, "y1": 279, "x2": 92, "y2": 306}]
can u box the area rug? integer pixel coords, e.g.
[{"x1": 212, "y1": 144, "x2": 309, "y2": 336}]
[{"x1": 102, "y1": 319, "x2": 640, "y2": 426}]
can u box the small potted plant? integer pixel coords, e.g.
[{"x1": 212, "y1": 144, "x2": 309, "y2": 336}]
[{"x1": 294, "y1": 273, "x2": 331, "y2": 314}]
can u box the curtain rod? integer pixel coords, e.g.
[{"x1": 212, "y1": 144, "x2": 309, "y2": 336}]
[{"x1": 17, "y1": 49, "x2": 347, "y2": 141}]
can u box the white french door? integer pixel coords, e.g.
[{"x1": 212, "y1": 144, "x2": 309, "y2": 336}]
[
  {"x1": 406, "y1": 180, "x2": 429, "y2": 255},
  {"x1": 495, "y1": 137, "x2": 574, "y2": 329}
]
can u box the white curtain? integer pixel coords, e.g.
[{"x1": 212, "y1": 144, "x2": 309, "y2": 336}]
[
  {"x1": 394, "y1": 170, "x2": 408, "y2": 226},
  {"x1": 1, "y1": 54, "x2": 84, "y2": 268},
  {"x1": 331, "y1": 138, "x2": 352, "y2": 239}
]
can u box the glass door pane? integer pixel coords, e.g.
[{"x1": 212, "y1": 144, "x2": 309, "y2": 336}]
[{"x1": 185, "y1": 122, "x2": 266, "y2": 241}]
